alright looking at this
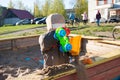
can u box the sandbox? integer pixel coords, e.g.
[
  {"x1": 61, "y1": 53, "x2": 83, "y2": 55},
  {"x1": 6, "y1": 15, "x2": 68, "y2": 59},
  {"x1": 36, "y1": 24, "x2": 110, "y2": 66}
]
[{"x1": 0, "y1": 36, "x2": 120, "y2": 80}]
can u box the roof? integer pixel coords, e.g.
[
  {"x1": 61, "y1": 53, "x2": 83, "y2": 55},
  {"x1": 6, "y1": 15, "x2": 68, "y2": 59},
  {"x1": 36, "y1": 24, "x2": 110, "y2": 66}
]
[{"x1": 8, "y1": 8, "x2": 34, "y2": 19}]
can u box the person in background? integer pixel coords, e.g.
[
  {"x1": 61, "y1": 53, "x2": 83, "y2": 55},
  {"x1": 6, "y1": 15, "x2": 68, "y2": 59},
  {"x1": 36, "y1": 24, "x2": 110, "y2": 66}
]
[
  {"x1": 81, "y1": 11, "x2": 88, "y2": 25},
  {"x1": 69, "y1": 13, "x2": 75, "y2": 26},
  {"x1": 96, "y1": 10, "x2": 101, "y2": 26}
]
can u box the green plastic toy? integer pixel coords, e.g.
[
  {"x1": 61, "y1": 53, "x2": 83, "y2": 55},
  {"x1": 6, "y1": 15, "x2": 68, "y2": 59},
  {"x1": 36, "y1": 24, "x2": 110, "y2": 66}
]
[{"x1": 54, "y1": 27, "x2": 72, "y2": 52}]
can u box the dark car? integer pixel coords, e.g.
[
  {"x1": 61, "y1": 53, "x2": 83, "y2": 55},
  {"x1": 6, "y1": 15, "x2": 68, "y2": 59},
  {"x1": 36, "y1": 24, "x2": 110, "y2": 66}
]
[
  {"x1": 16, "y1": 19, "x2": 31, "y2": 25},
  {"x1": 108, "y1": 15, "x2": 120, "y2": 23},
  {"x1": 35, "y1": 17, "x2": 46, "y2": 24},
  {"x1": 75, "y1": 18, "x2": 81, "y2": 22},
  {"x1": 65, "y1": 19, "x2": 70, "y2": 24},
  {"x1": 32, "y1": 17, "x2": 43, "y2": 24}
]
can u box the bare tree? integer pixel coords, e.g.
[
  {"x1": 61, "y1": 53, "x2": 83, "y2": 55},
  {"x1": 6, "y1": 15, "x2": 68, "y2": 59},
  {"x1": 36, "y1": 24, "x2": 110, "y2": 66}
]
[
  {"x1": 74, "y1": 0, "x2": 88, "y2": 18},
  {"x1": 17, "y1": 1, "x2": 25, "y2": 10},
  {"x1": 8, "y1": 0, "x2": 14, "y2": 8}
]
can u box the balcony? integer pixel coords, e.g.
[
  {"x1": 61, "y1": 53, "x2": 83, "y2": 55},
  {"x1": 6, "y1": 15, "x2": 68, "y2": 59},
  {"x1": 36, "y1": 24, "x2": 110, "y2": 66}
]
[{"x1": 96, "y1": 3, "x2": 113, "y2": 9}]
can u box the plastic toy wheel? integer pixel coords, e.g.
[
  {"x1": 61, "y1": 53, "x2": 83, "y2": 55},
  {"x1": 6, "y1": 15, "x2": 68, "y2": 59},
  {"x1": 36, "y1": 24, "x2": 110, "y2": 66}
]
[
  {"x1": 64, "y1": 43, "x2": 72, "y2": 51},
  {"x1": 59, "y1": 46, "x2": 64, "y2": 52},
  {"x1": 59, "y1": 29, "x2": 66, "y2": 37},
  {"x1": 53, "y1": 34, "x2": 58, "y2": 40}
]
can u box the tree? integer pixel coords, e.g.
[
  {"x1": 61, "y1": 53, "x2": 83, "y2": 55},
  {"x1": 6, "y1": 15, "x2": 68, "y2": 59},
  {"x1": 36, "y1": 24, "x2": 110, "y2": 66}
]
[
  {"x1": 17, "y1": 1, "x2": 25, "y2": 10},
  {"x1": 33, "y1": 0, "x2": 40, "y2": 17},
  {"x1": 8, "y1": 0, "x2": 14, "y2": 8},
  {"x1": 74, "y1": 0, "x2": 88, "y2": 18},
  {"x1": 41, "y1": 0, "x2": 51, "y2": 17},
  {"x1": 50, "y1": 0, "x2": 66, "y2": 17}
]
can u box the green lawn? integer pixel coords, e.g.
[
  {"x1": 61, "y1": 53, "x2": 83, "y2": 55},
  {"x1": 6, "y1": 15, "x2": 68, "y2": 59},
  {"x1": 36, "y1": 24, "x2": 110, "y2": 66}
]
[
  {"x1": 70, "y1": 23, "x2": 114, "y2": 36},
  {"x1": 0, "y1": 23, "x2": 118, "y2": 40},
  {"x1": 0, "y1": 24, "x2": 46, "y2": 35}
]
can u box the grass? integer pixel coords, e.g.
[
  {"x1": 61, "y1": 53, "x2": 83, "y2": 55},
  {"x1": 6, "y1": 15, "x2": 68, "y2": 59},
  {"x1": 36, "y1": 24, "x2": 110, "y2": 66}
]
[
  {"x1": 70, "y1": 23, "x2": 114, "y2": 36},
  {"x1": 0, "y1": 23, "x2": 119, "y2": 40},
  {"x1": 0, "y1": 24, "x2": 46, "y2": 35}
]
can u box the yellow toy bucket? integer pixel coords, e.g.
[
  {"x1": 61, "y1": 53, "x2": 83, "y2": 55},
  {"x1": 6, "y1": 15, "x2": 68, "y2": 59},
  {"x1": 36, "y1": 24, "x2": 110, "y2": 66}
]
[{"x1": 69, "y1": 34, "x2": 82, "y2": 56}]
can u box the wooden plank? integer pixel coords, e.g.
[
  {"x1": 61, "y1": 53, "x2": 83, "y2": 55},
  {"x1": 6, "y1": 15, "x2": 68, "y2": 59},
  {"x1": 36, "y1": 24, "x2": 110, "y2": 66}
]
[
  {"x1": 86, "y1": 50, "x2": 120, "y2": 68},
  {"x1": 69, "y1": 34, "x2": 103, "y2": 40},
  {"x1": 98, "y1": 40, "x2": 120, "y2": 46},
  {"x1": 82, "y1": 36, "x2": 103, "y2": 40},
  {"x1": 43, "y1": 50, "x2": 120, "y2": 80}
]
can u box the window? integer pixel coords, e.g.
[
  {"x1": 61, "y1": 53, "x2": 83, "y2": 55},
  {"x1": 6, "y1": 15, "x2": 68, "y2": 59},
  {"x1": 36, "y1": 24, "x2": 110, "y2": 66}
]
[
  {"x1": 98, "y1": 0, "x2": 104, "y2": 5},
  {"x1": 107, "y1": 0, "x2": 113, "y2": 4},
  {"x1": 116, "y1": 0, "x2": 120, "y2": 2}
]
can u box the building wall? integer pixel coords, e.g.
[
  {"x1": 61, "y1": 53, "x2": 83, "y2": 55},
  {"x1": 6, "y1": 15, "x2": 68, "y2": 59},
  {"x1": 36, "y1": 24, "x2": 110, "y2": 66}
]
[
  {"x1": 4, "y1": 18, "x2": 20, "y2": 25},
  {"x1": 117, "y1": 10, "x2": 120, "y2": 15},
  {"x1": 0, "y1": 18, "x2": 4, "y2": 26},
  {"x1": 88, "y1": 0, "x2": 97, "y2": 22},
  {"x1": 0, "y1": 6, "x2": 7, "y2": 26},
  {"x1": 114, "y1": 2, "x2": 120, "y2": 8},
  {"x1": 88, "y1": 0, "x2": 120, "y2": 23}
]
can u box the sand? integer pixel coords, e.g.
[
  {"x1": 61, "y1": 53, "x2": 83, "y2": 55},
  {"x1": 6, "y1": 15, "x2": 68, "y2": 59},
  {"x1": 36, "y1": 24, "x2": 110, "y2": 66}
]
[
  {"x1": 0, "y1": 41, "x2": 120, "y2": 80},
  {"x1": 0, "y1": 46, "x2": 75, "y2": 80},
  {"x1": 0, "y1": 46, "x2": 44, "y2": 80}
]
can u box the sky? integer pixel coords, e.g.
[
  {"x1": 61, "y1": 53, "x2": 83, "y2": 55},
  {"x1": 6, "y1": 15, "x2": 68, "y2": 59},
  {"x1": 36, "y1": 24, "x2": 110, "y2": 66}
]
[{"x1": 0, "y1": 0, "x2": 76, "y2": 10}]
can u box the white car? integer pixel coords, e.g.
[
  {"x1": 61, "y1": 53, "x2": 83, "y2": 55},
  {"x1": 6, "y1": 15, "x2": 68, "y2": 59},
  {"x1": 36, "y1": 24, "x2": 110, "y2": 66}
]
[
  {"x1": 16, "y1": 19, "x2": 31, "y2": 25},
  {"x1": 100, "y1": 18, "x2": 107, "y2": 23}
]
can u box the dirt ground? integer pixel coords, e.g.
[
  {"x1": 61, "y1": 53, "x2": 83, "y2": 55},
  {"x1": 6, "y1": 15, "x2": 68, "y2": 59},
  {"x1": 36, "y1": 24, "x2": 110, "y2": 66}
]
[{"x1": 0, "y1": 39, "x2": 120, "y2": 80}]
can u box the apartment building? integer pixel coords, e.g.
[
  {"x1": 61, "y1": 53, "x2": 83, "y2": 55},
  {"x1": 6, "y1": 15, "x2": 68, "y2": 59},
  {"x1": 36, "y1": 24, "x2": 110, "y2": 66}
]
[{"x1": 88, "y1": 0, "x2": 120, "y2": 22}]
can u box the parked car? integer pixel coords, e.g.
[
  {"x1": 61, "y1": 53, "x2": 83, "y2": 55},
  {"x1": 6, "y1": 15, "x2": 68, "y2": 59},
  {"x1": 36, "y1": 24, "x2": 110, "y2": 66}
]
[
  {"x1": 36, "y1": 17, "x2": 46, "y2": 24},
  {"x1": 32, "y1": 17, "x2": 43, "y2": 24},
  {"x1": 75, "y1": 18, "x2": 81, "y2": 23},
  {"x1": 107, "y1": 15, "x2": 120, "y2": 23},
  {"x1": 16, "y1": 19, "x2": 31, "y2": 25},
  {"x1": 65, "y1": 19, "x2": 70, "y2": 24},
  {"x1": 100, "y1": 18, "x2": 107, "y2": 23}
]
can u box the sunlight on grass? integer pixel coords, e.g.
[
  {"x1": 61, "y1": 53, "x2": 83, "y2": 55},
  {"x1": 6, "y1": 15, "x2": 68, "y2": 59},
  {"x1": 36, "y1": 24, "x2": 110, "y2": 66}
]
[
  {"x1": 69, "y1": 23, "x2": 114, "y2": 36},
  {"x1": 0, "y1": 24, "x2": 46, "y2": 34},
  {"x1": 0, "y1": 23, "x2": 118, "y2": 40},
  {"x1": 0, "y1": 29, "x2": 46, "y2": 39}
]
